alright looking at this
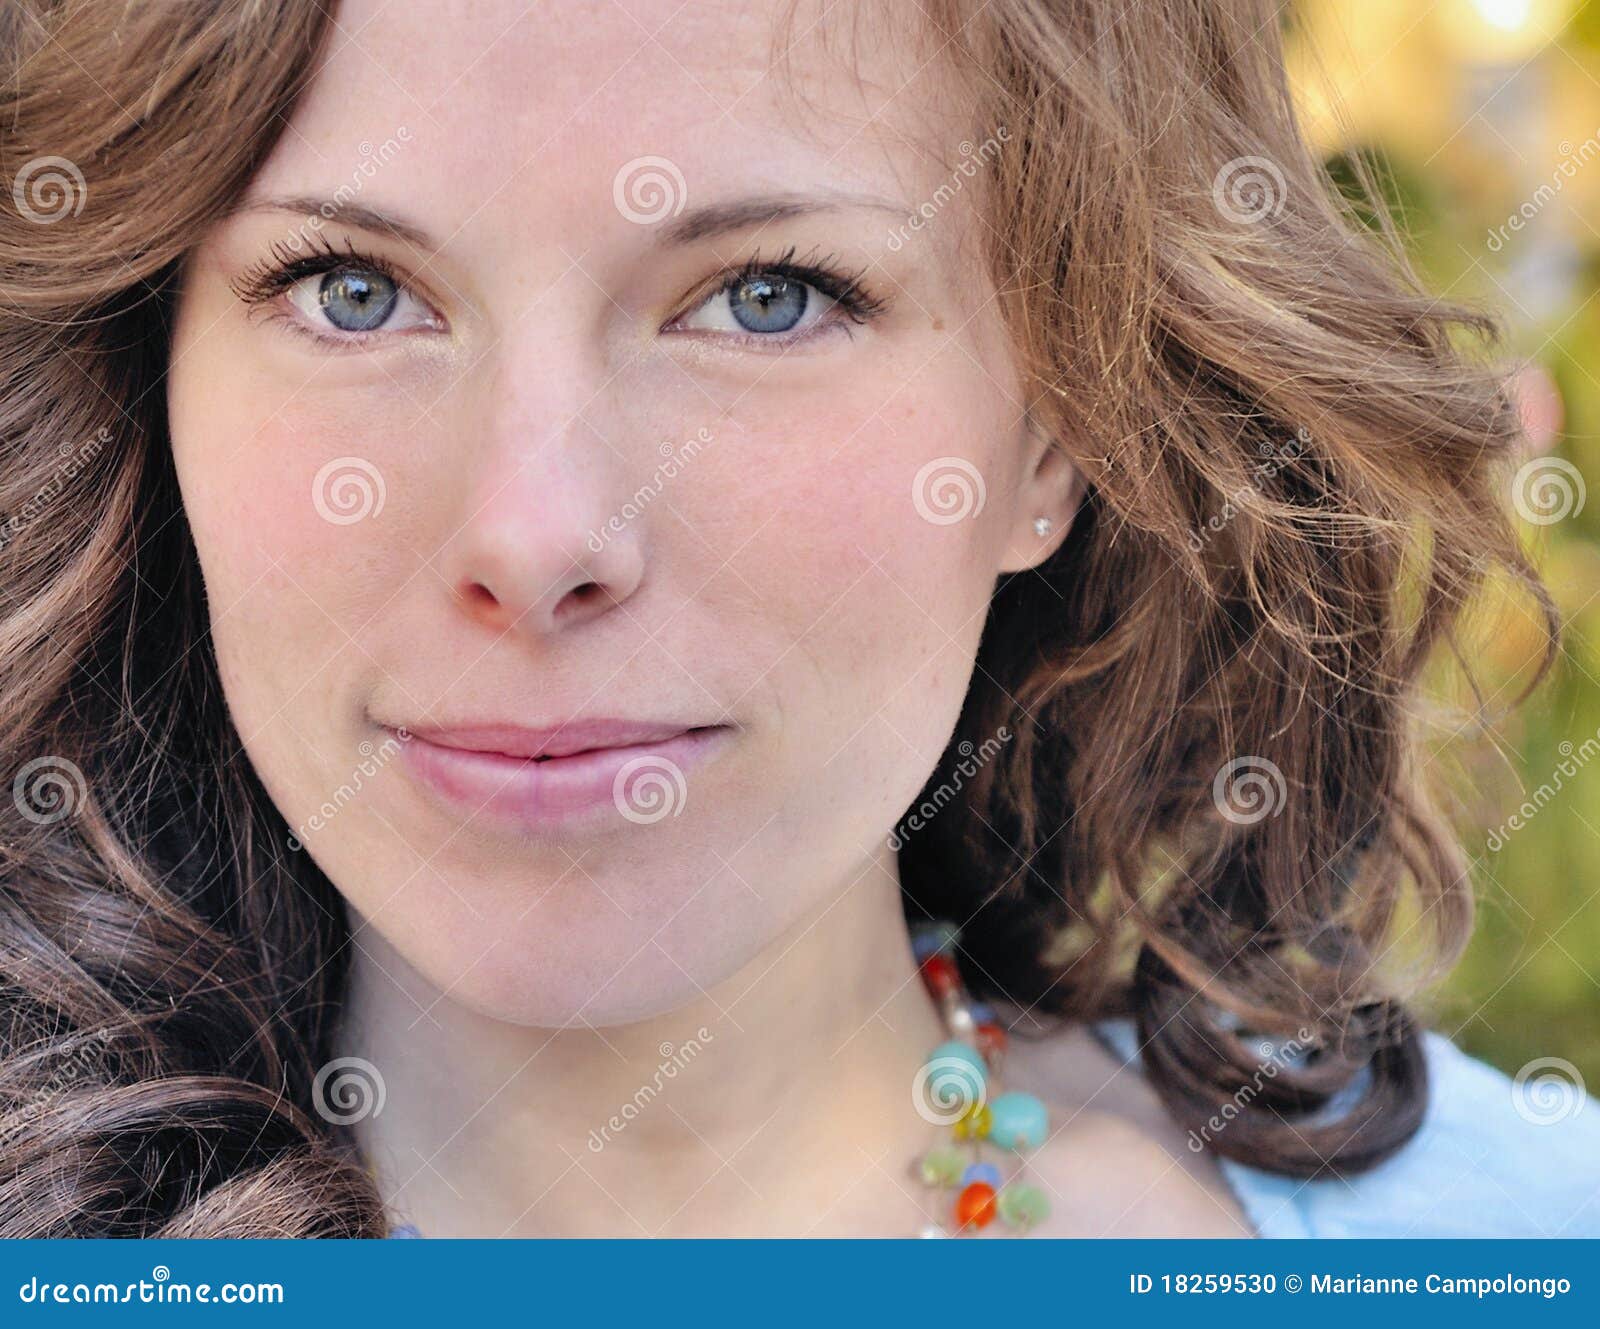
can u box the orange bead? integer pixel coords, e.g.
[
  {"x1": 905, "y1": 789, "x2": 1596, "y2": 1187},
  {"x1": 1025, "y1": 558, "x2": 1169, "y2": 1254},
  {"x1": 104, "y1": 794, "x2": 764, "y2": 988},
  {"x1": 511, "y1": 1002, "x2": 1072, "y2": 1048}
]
[
  {"x1": 919, "y1": 952, "x2": 960, "y2": 998},
  {"x1": 955, "y1": 1181, "x2": 997, "y2": 1230}
]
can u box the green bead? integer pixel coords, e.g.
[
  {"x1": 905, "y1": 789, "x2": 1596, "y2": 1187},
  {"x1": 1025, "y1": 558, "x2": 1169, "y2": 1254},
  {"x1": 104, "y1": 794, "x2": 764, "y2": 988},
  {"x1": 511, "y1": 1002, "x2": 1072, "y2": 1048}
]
[
  {"x1": 997, "y1": 1183, "x2": 1050, "y2": 1229},
  {"x1": 917, "y1": 1145, "x2": 967, "y2": 1188}
]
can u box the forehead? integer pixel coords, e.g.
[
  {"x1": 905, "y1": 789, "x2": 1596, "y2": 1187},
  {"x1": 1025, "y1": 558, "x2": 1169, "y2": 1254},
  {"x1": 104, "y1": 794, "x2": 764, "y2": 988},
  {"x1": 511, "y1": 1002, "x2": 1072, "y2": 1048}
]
[{"x1": 254, "y1": 0, "x2": 969, "y2": 249}]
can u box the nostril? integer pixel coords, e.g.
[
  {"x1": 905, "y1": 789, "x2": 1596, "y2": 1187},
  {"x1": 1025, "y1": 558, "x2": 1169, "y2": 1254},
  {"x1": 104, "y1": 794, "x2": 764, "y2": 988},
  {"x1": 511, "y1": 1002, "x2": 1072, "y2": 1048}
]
[
  {"x1": 555, "y1": 582, "x2": 607, "y2": 617},
  {"x1": 459, "y1": 582, "x2": 499, "y2": 612}
]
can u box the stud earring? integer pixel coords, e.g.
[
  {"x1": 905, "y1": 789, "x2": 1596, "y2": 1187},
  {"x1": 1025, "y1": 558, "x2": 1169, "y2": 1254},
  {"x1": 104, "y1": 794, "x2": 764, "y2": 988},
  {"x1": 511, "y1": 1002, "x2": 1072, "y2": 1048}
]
[{"x1": 1032, "y1": 515, "x2": 1053, "y2": 538}]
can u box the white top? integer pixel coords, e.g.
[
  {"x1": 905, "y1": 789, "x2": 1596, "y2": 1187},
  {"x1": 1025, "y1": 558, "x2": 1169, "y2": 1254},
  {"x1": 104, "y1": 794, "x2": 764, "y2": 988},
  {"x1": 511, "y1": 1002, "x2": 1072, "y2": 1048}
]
[{"x1": 1092, "y1": 1016, "x2": 1600, "y2": 1237}]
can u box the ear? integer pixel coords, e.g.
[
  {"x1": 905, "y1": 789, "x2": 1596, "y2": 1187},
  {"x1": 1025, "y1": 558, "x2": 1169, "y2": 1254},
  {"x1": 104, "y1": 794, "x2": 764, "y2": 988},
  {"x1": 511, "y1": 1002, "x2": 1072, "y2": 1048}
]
[{"x1": 997, "y1": 410, "x2": 1086, "y2": 574}]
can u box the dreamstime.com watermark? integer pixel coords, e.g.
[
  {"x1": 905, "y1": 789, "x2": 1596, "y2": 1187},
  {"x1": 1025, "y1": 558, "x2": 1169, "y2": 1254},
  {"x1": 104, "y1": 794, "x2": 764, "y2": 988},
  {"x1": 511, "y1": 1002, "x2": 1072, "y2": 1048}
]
[
  {"x1": 885, "y1": 126, "x2": 1010, "y2": 251},
  {"x1": 586, "y1": 427, "x2": 712, "y2": 550},
  {"x1": 613, "y1": 156, "x2": 688, "y2": 225},
  {"x1": 1212, "y1": 755, "x2": 1288, "y2": 825},
  {"x1": 889, "y1": 726, "x2": 1012, "y2": 851},
  {"x1": 1487, "y1": 127, "x2": 1600, "y2": 253},
  {"x1": 587, "y1": 1028, "x2": 714, "y2": 1151},
  {"x1": 0, "y1": 426, "x2": 109, "y2": 551},
  {"x1": 1188, "y1": 427, "x2": 1311, "y2": 552},
  {"x1": 1212, "y1": 154, "x2": 1288, "y2": 225},
  {"x1": 0, "y1": 1028, "x2": 119, "y2": 1149},
  {"x1": 1485, "y1": 723, "x2": 1600, "y2": 852},
  {"x1": 311, "y1": 1056, "x2": 386, "y2": 1126},
  {"x1": 912, "y1": 456, "x2": 985, "y2": 524},
  {"x1": 312, "y1": 456, "x2": 386, "y2": 525},
  {"x1": 287, "y1": 730, "x2": 411, "y2": 849},
  {"x1": 11, "y1": 755, "x2": 88, "y2": 826},
  {"x1": 611, "y1": 754, "x2": 689, "y2": 824},
  {"x1": 1511, "y1": 455, "x2": 1585, "y2": 526},
  {"x1": 277, "y1": 129, "x2": 412, "y2": 254},
  {"x1": 1511, "y1": 1056, "x2": 1587, "y2": 1126},
  {"x1": 17, "y1": 1268, "x2": 284, "y2": 1306},
  {"x1": 1186, "y1": 1026, "x2": 1317, "y2": 1151},
  {"x1": 10, "y1": 154, "x2": 87, "y2": 224}
]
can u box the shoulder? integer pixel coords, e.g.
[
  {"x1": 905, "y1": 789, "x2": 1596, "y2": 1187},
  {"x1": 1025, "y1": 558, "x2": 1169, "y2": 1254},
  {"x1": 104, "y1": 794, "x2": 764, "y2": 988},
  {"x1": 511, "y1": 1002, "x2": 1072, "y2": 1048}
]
[
  {"x1": 1088, "y1": 1015, "x2": 1600, "y2": 1238},
  {"x1": 1001, "y1": 1020, "x2": 1255, "y2": 1236}
]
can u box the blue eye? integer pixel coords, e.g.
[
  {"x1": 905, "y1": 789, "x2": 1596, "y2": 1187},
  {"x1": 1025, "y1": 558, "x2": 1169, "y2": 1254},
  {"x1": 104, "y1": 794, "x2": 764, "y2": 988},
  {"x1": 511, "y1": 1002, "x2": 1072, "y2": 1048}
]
[
  {"x1": 275, "y1": 260, "x2": 439, "y2": 341},
  {"x1": 670, "y1": 247, "x2": 889, "y2": 345},
  {"x1": 727, "y1": 275, "x2": 808, "y2": 334},
  {"x1": 317, "y1": 268, "x2": 399, "y2": 332}
]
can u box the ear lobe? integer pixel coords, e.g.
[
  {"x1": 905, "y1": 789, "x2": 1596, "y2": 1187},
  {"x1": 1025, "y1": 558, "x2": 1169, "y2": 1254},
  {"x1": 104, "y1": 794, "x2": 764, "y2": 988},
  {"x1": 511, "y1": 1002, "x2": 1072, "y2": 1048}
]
[{"x1": 998, "y1": 431, "x2": 1086, "y2": 574}]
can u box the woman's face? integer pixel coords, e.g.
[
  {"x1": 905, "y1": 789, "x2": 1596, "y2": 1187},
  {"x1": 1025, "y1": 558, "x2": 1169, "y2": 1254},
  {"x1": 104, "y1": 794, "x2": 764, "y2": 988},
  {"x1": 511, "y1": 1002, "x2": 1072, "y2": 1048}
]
[{"x1": 166, "y1": 0, "x2": 1077, "y2": 1026}]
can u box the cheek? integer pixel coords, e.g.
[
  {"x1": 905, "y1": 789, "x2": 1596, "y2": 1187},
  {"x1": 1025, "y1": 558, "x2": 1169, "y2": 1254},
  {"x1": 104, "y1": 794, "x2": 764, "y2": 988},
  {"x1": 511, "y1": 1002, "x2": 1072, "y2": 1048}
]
[
  {"x1": 166, "y1": 353, "x2": 411, "y2": 776},
  {"x1": 168, "y1": 337, "x2": 421, "y2": 624},
  {"x1": 704, "y1": 392, "x2": 1010, "y2": 789}
]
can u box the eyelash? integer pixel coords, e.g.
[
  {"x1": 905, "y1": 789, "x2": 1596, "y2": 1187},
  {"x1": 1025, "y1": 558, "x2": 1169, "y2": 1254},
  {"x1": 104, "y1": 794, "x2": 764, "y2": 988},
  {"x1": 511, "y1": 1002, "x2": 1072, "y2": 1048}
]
[
  {"x1": 231, "y1": 234, "x2": 418, "y2": 349},
  {"x1": 672, "y1": 243, "x2": 891, "y2": 344},
  {"x1": 230, "y1": 235, "x2": 890, "y2": 350}
]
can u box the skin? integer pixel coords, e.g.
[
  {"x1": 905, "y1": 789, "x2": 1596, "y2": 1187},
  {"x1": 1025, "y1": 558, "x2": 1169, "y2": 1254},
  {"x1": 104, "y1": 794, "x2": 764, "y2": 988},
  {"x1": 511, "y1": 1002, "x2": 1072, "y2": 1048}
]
[{"x1": 166, "y1": 0, "x2": 1250, "y2": 1236}]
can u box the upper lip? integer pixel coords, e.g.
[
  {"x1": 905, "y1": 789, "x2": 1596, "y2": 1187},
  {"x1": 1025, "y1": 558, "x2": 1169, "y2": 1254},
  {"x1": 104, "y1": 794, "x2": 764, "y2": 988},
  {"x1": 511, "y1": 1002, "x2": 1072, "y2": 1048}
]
[{"x1": 387, "y1": 718, "x2": 720, "y2": 761}]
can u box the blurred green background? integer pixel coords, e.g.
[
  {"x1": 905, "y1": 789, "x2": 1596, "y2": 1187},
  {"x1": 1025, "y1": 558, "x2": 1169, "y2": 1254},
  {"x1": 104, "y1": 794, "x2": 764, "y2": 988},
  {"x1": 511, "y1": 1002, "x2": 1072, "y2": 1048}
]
[{"x1": 1287, "y1": 0, "x2": 1600, "y2": 1085}]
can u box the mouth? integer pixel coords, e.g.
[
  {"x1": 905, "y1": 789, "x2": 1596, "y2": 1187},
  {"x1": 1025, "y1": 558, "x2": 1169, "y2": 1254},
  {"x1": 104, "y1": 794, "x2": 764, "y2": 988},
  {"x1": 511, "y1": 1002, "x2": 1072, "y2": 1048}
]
[{"x1": 383, "y1": 717, "x2": 735, "y2": 833}]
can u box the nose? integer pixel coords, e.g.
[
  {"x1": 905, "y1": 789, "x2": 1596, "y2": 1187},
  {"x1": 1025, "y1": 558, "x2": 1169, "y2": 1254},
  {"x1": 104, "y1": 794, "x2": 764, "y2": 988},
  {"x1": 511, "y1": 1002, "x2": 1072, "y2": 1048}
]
[{"x1": 443, "y1": 422, "x2": 646, "y2": 640}]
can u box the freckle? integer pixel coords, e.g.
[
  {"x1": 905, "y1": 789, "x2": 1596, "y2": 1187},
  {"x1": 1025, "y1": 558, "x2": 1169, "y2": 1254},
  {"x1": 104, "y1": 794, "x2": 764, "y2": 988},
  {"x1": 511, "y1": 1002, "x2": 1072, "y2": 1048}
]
[{"x1": 931, "y1": 317, "x2": 944, "y2": 331}]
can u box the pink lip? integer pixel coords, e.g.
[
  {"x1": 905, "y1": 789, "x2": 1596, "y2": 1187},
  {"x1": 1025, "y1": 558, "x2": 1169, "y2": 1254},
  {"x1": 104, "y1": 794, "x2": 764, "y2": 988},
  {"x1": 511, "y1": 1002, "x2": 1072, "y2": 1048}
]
[{"x1": 386, "y1": 719, "x2": 733, "y2": 832}]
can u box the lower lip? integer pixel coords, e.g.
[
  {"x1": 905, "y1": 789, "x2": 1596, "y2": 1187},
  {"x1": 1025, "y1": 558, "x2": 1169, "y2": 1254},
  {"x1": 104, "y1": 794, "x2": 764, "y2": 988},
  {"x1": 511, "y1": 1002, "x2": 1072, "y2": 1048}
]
[{"x1": 389, "y1": 724, "x2": 733, "y2": 832}]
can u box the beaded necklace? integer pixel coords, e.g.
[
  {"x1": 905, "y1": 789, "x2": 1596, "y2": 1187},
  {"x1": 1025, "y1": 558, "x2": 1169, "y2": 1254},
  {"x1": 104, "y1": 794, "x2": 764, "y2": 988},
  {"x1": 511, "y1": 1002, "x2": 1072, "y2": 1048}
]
[
  {"x1": 907, "y1": 919, "x2": 1051, "y2": 1237},
  {"x1": 384, "y1": 918, "x2": 1051, "y2": 1239}
]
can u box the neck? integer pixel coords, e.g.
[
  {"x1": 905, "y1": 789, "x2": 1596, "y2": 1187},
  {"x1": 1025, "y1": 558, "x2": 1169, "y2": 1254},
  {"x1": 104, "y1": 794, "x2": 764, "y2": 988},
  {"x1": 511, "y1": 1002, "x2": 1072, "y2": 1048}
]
[{"x1": 336, "y1": 853, "x2": 951, "y2": 1236}]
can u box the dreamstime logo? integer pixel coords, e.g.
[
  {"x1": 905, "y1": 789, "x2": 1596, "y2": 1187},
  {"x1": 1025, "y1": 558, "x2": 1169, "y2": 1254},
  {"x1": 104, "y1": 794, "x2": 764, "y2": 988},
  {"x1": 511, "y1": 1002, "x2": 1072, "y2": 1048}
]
[
  {"x1": 0, "y1": 1027, "x2": 120, "y2": 1147},
  {"x1": 1512, "y1": 1057, "x2": 1586, "y2": 1126},
  {"x1": 1186, "y1": 1025, "x2": 1317, "y2": 1151},
  {"x1": 613, "y1": 155, "x2": 687, "y2": 224},
  {"x1": 612, "y1": 754, "x2": 687, "y2": 824},
  {"x1": 0, "y1": 424, "x2": 110, "y2": 551},
  {"x1": 12, "y1": 155, "x2": 87, "y2": 223},
  {"x1": 885, "y1": 125, "x2": 1010, "y2": 251},
  {"x1": 277, "y1": 128, "x2": 411, "y2": 255},
  {"x1": 287, "y1": 729, "x2": 411, "y2": 849},
  {"x1": 1485, "y1": 726, "x2": 1600, "y2": 851},
  {"x1": 1188, "y1": 426, "x2": 1312, "y2": 552},
  {"x1": 912, "y1": 1055, "x2": 986, "y2": 1126},
  {"x1": 1512, "y1": 456, "x2": 1585, "y2": 525},
  {"x1": 586, "y1": 427, "x2": 712, "y2": 550},
  {"x1": 12, "y1": 755, "x2": 87, "y2": 825},
  {"x1": 313, "y1": 456, "x2": 386, "y2": 525},
  {"x1": 1212, "y1": 155, "x2": 1287, "y2": 225},
  {"x1": 587, "y1": 1028, "x2": 715, "y2": 1152},
  {"x1": 1487, "y1": 129, "x2": 1600, "y2": 253},
  {"x1": 912, "y1": 457, "x2": 986, "y2": 525},
  {"x1": 890, "y1": 727, "x2": 1012, "y2": 850},
  {"x1": 17, "y1": 1266, "x2": 284, "y2": 1306},
  {"x1": 312, "y1": 1056, "x2": 386, "y2": 1125},
  {"x1": 1212, "y1": 756, "x2": 1287, "y2": 825}
]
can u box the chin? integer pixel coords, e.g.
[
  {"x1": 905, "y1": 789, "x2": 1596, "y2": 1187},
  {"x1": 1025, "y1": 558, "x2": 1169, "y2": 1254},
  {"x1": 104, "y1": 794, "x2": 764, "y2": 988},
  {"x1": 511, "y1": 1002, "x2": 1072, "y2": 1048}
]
[{"x1": 377, "y1": 874, "x2": 778, "y2": 1029}]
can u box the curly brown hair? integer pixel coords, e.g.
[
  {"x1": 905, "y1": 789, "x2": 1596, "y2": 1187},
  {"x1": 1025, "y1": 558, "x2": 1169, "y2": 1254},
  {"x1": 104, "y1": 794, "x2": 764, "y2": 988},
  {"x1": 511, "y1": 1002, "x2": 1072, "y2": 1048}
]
[{"x1": 0, "y1": 0, "x2": 1553, "y2": 1234}]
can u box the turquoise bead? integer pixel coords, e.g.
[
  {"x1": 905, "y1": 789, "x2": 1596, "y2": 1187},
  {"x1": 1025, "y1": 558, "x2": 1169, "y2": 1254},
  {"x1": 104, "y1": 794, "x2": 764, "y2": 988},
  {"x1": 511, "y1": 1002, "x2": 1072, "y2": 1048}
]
[
  {"x1": 923, "y1": 1039, "x2": 987, "y2": 1108},
  {"x1": 987, "y1": 1091, "x2": 1048, "y2": 1151}
]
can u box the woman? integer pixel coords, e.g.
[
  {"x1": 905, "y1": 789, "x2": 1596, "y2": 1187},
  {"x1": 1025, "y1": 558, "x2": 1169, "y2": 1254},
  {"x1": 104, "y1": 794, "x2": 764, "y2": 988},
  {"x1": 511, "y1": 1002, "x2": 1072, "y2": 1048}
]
[{"x1": 0, "y1": 0, "x2": 1593, "y2": 1239}]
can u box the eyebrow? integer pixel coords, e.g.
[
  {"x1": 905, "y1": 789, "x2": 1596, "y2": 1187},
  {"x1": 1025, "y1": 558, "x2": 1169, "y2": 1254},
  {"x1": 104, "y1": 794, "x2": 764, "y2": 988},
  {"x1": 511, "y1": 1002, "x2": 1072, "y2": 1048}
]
[
  {"x1": 232, "y1": 190, "x2": 909, "y2": 254},
  {"x1": 650, "y1": 191, "x2": 909, "y2": 247},
  {"x1": 233, "y1": 196, "x2": 439, "y2": 249}
]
